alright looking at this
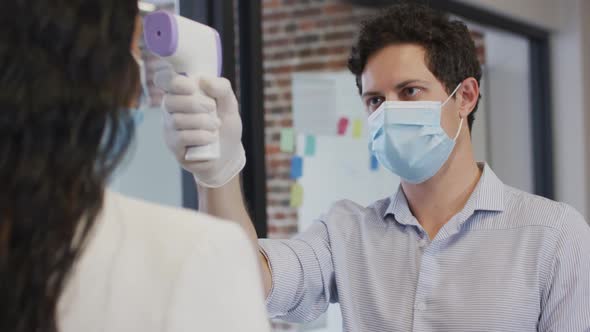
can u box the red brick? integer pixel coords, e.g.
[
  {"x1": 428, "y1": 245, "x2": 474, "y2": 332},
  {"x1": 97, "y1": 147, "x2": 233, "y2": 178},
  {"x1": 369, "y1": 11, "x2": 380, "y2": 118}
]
[
  {"x1": 276, "y1": 78, "x2": 291, "y2": 87},
  {"x1": 323, "y1": 3, "x2": 353, "y2": 15},
  {"x1": 265, "y1": 93, "x2": 279, "y2": 102},
  {"x1": 269, "y1": 159, "x2": 291, "y2": 168},
  {"x1": 285, "y1": 23, "x2": 297, "y2": 33},
  {"x1": 273, "y1": 212, "x2": 287, "y2": 219},
  {"x1": 316, "y1": 45, "x2": 351, "y2": 56},
  {"x1": 266, "y1": 64, "x2": 294, "y2": 74},
  {"x1": 324, "y1": 30, "x2": 356, "y2": 42},
  {"x1": 327, "y1": 58, "x2": 349, "y2": 70},
  {"x1": 268, "y1": 225, "x2": 298, "y2": 235},
  {"x1": 270, "y1": 132, "x2": 281, "y2": 141},
  {"x1": 293, "y1": 7, "x2": 322, "y2": 18},
  {"x1": 297, "y1": 48, "x2": 314, "y2": 57},
  {"x1": 264, "y1": 25, "x2": 281, "y2": 34},
  {"x1": 264, "y1": 0, "x2": 281, "y2": 9},
  {"x1": 294, "y1": 34, "x2": 320, "y2": 45},
  {"x1": 263, "y1": 11, "x2": 289, "y2": 21},
  {"x1": 266, "y1": 145, "x2": 281, "y2": 155},
  {"x1": 267, "y1": 106, "x2": 290, "y2": 114},
  {"x1": 264, "y1": 37, "x2": 291, "y2": 48},
  {"x1": 280, "y1": 118, "x2": 293, "y2": 127},
  {"x1": 268, "y1": 50, "x2": 296, "y2": 61},
  {"x1": 317, "y1": 16, "x2": 355, "y2": 28},
  {"x1": 299, "y1": 20, "x2": 316, "y2": 31},
  {"x1": 294, "y1": 62, "x2": 326, "y2": 71}
]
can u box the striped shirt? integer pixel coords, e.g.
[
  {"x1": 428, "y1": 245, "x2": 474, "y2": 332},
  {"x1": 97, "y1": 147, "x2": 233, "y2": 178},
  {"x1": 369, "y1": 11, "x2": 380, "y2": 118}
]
[{"x1": 259, "y1": 164, "x2": 590, "y2": 331}]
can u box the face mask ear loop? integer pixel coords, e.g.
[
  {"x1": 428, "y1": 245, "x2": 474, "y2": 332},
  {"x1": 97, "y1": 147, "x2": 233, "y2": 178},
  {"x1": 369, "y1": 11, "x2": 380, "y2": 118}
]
[
  {"x1": 131, "y1": 52, "x2": 151, "y2": 110},
  {"x1": 453, "y1": 117, "x2": 464, "y2": 141},
  {"x1": 442, "y1": 83, "x2": 462, "y2": 107}
]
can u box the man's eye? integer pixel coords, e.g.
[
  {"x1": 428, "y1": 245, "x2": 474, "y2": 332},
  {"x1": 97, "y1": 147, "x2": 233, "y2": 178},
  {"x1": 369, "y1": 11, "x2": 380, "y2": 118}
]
[
  {"x1": 368, "y1": 97, "x2": 384, "y2": 107},
  {"x1": 403, "y1": 87, "x2": 422, "y2": 98}
]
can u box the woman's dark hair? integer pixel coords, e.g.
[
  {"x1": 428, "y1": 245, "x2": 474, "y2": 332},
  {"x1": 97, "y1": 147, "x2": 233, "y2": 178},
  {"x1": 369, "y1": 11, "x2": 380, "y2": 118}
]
[
  {"x1": 0, "y1": 1, "x2": 139, "y2": 331},
  {"x1": 348, "y1": 2, "x2": 482, "y2": 130}
]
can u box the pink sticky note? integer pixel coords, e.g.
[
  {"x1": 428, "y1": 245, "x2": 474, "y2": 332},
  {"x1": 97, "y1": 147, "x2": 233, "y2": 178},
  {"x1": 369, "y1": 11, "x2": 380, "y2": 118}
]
[{"x1": 337, "y1": 117, "x2": 349, "y2": 135}]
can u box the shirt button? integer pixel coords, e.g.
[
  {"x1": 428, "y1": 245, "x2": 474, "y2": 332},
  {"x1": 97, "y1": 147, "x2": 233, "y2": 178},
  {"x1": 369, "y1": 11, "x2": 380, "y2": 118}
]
[
  {"x1": 418, "y1": 240, "x2": 429, "y2": 248},
  {"x1": 415, "y1": 302, "x2": 427, "y2": 311}
]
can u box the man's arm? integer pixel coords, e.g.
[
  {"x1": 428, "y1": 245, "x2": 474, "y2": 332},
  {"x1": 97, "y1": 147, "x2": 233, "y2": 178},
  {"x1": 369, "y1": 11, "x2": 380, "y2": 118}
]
[
  {"x1": 197, "y1": 176, "x2": 272, "y2": 296},
  {"x1": 154, "y1": 71, "x2": 273, "y2": 295}
]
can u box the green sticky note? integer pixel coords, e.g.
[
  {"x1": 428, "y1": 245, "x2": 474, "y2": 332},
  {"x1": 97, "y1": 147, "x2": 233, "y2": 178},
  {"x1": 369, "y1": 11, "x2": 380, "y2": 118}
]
[
  {"x1": 280, "y1": 128, "x2": 295, "y2": 153},
  {"x1": 290, "y1": 183, "x2": 304, "y2": 208},
  {"x1": 304, "y1": 135, "x2": 316, "y2": 156},
  {"x1": 352, "y1": 119, "x2": 363, "y2": 139}
]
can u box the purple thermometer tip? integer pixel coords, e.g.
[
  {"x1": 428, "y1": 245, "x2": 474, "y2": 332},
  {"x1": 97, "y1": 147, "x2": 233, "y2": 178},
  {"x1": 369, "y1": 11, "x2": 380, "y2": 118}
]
[{"x1": 144, "y1": 11, "x2": 178, "y2": 57}]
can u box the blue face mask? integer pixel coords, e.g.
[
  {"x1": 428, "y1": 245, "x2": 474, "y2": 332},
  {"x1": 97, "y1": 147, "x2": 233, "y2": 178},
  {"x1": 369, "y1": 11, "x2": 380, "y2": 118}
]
[
  {"x1": 368, "y1": 84, "x2": 462, "y2": 184},
  {"x1": 101, "y1": 53, "x2": 151, "y2": 161}
]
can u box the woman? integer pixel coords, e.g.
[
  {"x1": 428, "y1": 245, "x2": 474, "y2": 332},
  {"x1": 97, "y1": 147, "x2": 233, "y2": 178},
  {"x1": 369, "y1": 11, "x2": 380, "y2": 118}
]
[{"x1": 0, "y1": 1, "x2": 269, "y2": 331}]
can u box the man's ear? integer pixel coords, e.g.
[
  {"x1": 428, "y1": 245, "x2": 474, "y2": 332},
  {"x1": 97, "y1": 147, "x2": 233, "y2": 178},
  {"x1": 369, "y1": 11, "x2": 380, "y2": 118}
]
[{"x1": 458, "y1": 77, "x2": 479, "y2": 118}]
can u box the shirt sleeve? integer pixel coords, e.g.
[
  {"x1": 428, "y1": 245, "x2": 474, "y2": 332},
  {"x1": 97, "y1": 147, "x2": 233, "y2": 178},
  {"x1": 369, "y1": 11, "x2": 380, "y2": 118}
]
[
  {"x1": 538, "y1": 205, "x2": 590, "y2": 331},
  {"x1": 165, "y1": 221, "x2": 270, "y2": 332},
  {"x1": 258, "y1": 219, "x2": 335, "y2": 323}
]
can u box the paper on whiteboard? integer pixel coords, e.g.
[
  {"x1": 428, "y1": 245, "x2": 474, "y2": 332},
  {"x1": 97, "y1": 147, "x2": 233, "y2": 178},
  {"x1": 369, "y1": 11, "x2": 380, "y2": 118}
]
[{"x1": 292, "y1": 71, "x2": 366, "y2": 136}]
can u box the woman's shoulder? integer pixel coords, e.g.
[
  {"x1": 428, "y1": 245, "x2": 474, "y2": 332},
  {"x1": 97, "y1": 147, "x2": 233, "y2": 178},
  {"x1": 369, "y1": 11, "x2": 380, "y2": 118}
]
[
  {"x1": 97, "y1": 190, "x2": 251, "y2": 276},
  {"x1": 59, "y1": 191, "x2": 261, "y2": 332},
  {"x1": 103, "y1": 189, "x2": 243, "y2": 241}
]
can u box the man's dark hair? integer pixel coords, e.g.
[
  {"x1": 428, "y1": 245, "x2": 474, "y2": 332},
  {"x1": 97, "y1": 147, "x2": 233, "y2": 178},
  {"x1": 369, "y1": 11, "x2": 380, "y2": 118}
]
[{"x1": 348, "y1": 2, "x2": 482, "y2": 130}]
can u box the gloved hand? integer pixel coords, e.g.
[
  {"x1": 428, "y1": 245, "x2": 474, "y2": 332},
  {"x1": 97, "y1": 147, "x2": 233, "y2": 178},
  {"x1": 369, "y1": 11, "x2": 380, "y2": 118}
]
[{"x1": 154, "y1": 70, "x2": 245, "y2": 188}]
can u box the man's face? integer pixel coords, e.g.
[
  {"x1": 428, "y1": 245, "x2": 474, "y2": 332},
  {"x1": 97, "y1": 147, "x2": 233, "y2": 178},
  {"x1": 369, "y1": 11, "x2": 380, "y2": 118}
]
[{"x1": 360, "y1": 43, "x2": 463, "y2": 139}]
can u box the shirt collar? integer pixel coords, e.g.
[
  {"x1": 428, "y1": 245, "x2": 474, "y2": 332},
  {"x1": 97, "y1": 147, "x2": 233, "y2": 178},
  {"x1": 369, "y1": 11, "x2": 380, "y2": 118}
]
[{"x1": 384, "y1": 163, "x2": 505, "y2": 226}]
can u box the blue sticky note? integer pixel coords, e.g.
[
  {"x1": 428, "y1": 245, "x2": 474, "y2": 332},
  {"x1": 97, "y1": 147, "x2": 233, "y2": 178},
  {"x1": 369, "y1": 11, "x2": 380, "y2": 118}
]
[
  {"x1": 304, "y1": 135, "x2": 316, "y2": 156},
  {"x1": 291, "y1": 156, "x2": 303, "y2": 179},
  {"x1": 370, "y1": 154, "x2": 379, "y2": 171}
]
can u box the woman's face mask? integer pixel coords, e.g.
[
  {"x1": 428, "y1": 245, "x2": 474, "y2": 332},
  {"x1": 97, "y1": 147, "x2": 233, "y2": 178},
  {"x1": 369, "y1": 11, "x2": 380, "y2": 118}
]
[
  {"x1": 130, "y1": 52, "x2": 151, "y2": 124},
  {"x1": 100, "y1": 53, "x2": 151, "y2": 163}
]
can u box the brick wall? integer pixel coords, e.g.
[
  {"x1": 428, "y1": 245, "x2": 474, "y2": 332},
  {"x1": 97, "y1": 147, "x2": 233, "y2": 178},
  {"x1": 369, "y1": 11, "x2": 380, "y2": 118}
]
[{"x1": 262, "y1": 0, "x2": 378, "y2": 240}]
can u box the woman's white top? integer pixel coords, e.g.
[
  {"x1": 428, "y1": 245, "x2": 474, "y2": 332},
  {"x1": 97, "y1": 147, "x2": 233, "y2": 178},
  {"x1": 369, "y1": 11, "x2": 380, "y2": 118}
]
[{"x1": 58, "y1": 190, "x2": 270, "y2": 332}]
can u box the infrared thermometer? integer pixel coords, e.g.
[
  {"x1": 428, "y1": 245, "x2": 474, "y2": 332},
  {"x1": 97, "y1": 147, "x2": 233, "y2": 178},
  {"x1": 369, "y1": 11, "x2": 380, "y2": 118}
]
[{"x1": 144, "y1": 11, "x2": 222, "y2": 161}]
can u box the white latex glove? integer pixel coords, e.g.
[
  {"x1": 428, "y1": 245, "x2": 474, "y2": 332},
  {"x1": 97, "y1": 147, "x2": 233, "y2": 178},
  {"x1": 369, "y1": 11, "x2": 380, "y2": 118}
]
[{"x1": 154, "y1": 70, "x2": 245, "y2": 188}]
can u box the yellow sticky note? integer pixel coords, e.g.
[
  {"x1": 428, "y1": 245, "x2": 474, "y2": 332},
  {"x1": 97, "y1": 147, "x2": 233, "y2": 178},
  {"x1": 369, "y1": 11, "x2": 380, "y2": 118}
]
[
  {"x1": 290, "y1": 183, "x2": 304, "y2": 208},
  {"x1": 352, "y1": 119, "x2": 363, "y2": 139}
]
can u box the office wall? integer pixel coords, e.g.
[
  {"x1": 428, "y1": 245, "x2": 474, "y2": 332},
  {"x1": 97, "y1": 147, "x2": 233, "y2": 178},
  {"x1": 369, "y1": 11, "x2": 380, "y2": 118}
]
[
  {"x1": 483, "y1": 27, "x2": 534, "y2": 193},
  {"x1": 550, "y1": 0, "x2": 588, "y2": 218},
  {"x1": 457, "y1": 0, "x2": 565, "y2": 31},
  {"x1": 461, "y1": 0, "x2": 590, "y2": 218},
  {"x1": 583, "y1": 0, "x2": 590, "y2": 220}
]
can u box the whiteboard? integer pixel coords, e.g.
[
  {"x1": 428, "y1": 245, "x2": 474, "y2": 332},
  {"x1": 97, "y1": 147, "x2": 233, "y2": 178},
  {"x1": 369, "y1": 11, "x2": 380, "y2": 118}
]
[
  {"x1": 292, "y1": 71, "x2": 400, "y2": 332},
  {"x1": 296, "y1": 134, "x2": 400, "y2": 232}
]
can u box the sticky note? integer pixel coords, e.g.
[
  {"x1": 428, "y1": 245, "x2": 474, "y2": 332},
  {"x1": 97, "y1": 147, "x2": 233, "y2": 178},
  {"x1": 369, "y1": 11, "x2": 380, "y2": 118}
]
[
  {"x1": 337, "y1": 117, "x2": 349, "y2": 135},
  {"x1": 290, "y1": 156, "x2": 303, "y2": 179},
  {"x1": 352, "y1": 119, "x2": 363, "y2": 139},
  {"x1": 280, "y1": 128, "x2": 295, "y2": 152},
  {"x1": 290, "y1": 183, "x2": 304, "y2": 208},
  {"x1": 370, "y1": 154, "x2": 379, "y2": 171},
  {"x1": 304, "y1": 135, "x2": 316, "y2": 156}
]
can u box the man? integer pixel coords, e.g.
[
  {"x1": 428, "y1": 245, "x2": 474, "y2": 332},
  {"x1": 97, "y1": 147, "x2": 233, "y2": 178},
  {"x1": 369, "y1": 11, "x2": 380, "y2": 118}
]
[{"x1": 155, "y1": 3, "x2": 590, "y2": 331}]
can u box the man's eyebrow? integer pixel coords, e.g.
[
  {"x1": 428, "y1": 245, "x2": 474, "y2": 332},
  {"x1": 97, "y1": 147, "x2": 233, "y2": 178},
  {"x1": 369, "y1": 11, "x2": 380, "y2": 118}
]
[
  {"x1": 361, "y1": 91, "x2": 381, "y2": 98},
  {"x1": 394, "y1": 79, "x2": 428, "y2": 89}
]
